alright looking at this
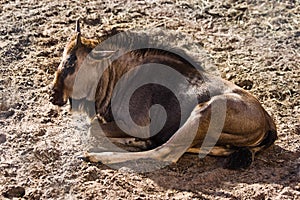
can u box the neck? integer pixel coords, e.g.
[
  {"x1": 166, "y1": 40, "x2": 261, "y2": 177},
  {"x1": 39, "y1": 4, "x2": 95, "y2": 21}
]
[{"x1": 93, "y1": 48, "x2": 204, "y2": 122}]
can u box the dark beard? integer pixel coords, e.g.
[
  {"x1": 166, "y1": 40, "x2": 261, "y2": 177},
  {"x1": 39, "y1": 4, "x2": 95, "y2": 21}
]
[{"x1": 69, "y1": 98, "x2": 96, "y2": 118}]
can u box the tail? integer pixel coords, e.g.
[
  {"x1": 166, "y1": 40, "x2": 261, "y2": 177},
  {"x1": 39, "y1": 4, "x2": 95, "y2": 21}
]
[
  {"x1": 257, "y1": 129, "x2": 277, "y2": 152},
  {"x1": 223, "y1": 112, "x2": 277, "y2": 170},
  {"x1": 255, "y1": 111, "x2": 278, "y2": 153}
]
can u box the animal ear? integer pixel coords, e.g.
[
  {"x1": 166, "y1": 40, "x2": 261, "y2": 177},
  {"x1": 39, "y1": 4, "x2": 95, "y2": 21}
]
[{"x1": 74, "y1": 19, "x2": 82, "y2": 46}]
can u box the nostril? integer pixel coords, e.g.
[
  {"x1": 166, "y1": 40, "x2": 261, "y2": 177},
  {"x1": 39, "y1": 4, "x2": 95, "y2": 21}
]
[
  {"x1": 50, "y1": 87, "x2": 60, "y2": 96},
  {"x1": 49, "y1": 94, "x2": 56, "y2": 104},
  {"x1": 49, "y1": 89, "x2": 56, "y2": 98}
]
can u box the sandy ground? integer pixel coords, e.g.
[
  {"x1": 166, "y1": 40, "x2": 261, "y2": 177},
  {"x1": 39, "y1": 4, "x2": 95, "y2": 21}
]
[{"x1": 0, "y1": 0, "x2": 299, "y2": 199}]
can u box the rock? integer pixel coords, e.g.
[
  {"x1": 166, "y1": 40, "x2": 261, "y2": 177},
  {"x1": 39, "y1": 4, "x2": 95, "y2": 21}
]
[
  {"x1": 0, "y1": 110, "x2": 15, "y2": 119},
  {"x1": 47, "y1": 109, "x2": 59, "y2": 118},
  {"x1": 0, "y1": 133, "x2": 6, "y2": 144},
  {"x1": 36, "y1": 128, "x2": 46, "y2": 136},
  {"x1": 3, "y1": 186, "x2": 25, "y2": 198},
  {"x1": 83, "y1": 166, "x2": 99, "y2": 181},
  {"x1": 235, "y1": 79, "x2": 254, "y2": 90},
  {"x1": 40, "y1": 117, "x2": 52, "y2": 123}
]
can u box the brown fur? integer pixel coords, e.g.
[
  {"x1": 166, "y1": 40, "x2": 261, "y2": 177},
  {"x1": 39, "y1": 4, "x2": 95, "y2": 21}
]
[{"x1": 50, "y1": 23, "x2": 277, "y2": 169}]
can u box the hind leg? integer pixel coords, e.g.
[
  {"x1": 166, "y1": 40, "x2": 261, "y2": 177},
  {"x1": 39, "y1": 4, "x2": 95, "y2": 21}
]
[{"x1": 192, "y1": 92, "x2": 276, "y2": 169}]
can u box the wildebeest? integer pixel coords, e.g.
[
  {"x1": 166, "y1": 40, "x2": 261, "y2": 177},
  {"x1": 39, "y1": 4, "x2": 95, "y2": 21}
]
[{"x1": 50, "y1": 20, "x2": 277, "y2": 170}]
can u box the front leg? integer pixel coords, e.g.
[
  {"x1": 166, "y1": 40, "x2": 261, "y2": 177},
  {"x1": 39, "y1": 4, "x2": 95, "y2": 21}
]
[
  {"x1": 89, "y1": 118, "x2": 129, "y2": 138},
  {"x1": 83, "y1": 146, "x2": 174, "y2": 164},
  {"x1": 88, "y1": 118, "x2": 154, "y2": 151},
  {"x1": 82, "y1": 105, "x2": 202, "y2": 165}
]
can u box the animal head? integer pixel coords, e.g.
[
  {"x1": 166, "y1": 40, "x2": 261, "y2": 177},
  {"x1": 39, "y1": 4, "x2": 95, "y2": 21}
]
[{"x1": 50, "y1": 20, "x2": 115, "y2": 107}]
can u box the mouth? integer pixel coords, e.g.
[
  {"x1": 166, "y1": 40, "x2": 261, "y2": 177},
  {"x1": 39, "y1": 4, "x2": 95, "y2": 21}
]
[{"x1": 50, "y1": 95, "x2": 67, "y2": 106}]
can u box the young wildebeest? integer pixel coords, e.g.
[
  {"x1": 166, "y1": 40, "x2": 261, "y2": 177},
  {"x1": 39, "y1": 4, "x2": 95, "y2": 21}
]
[{"x1": 50, "y1": 21, "x2": 277, "y2": 169}]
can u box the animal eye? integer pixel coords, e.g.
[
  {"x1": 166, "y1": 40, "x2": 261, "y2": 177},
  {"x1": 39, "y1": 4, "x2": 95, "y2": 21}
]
[
  {"x1": 65, "y1": 54, "x2": 77, "y2": 68},
  {"x1": 67, "y1": 54, "x2": 77, "y2": 64}
]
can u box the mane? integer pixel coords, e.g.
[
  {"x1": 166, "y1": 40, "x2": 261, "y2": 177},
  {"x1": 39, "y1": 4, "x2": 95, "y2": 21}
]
[
  {"x1": 91, "y1": 30, "x2": 205, "y2": 72},
  {"x1": 65, "y1": 28, "x2": 205, "y2": 74}
]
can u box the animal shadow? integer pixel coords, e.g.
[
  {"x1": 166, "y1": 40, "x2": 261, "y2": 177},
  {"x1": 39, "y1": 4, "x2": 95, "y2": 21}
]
[{"x1": 143, "y1": 145, "x2": 299, "y2": 195}]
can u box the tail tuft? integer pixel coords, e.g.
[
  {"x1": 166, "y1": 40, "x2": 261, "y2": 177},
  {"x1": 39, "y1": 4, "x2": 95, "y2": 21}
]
[{"x1": 259, "y1": 130, "x2": 278, "y2": 151}]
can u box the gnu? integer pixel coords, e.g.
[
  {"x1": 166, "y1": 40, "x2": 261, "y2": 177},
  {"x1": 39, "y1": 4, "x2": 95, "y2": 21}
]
[{"x1": 50, "y1": 21, "x2": 277, "y2": 170}]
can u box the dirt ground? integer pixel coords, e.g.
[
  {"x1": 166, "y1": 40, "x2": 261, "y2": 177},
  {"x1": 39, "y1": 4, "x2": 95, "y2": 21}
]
[{"x1": 0, "y1": 0, "x2": 299, "y2": 199}]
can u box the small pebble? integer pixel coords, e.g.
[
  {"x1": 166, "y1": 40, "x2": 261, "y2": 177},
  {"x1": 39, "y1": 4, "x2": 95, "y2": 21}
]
[
  {"x1": 0, "y1": 110, "x2": 15, "y2": 119},
  {"x1": 36, "y1": 128, "x2": 46, "y2": 136},
  {"x1": 0, "y1": 133, "x2": 6, "y2": 144},
  {"x1": 3, "y1": 186, "x2": 25, "y2": 198}
]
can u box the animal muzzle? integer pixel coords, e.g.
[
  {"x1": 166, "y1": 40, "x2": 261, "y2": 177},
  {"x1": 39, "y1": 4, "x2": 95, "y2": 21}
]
[{"x1": 50, "y1": 87, "x2": 67, "y2": 106}]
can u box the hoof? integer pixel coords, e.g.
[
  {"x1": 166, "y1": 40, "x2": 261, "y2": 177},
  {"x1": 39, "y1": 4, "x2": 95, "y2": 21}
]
[
  {"x1": 77, "y1": 152, "x2": 102, "y2": 164},
  {"x1": 224, "y1": 147, "x2": 253, "y2": 170},
  {"x1": 77, "y1": 155, "x2": 91, "y2": 162}
]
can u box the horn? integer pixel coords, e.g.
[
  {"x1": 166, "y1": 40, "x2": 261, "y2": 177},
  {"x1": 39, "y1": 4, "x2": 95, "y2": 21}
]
[
  {"x1": 75, "y1": 19, "x2": 80, "y2": 33},
  {"x1": 75, "y1": 32, "x2": 81, "y2": 46}
]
